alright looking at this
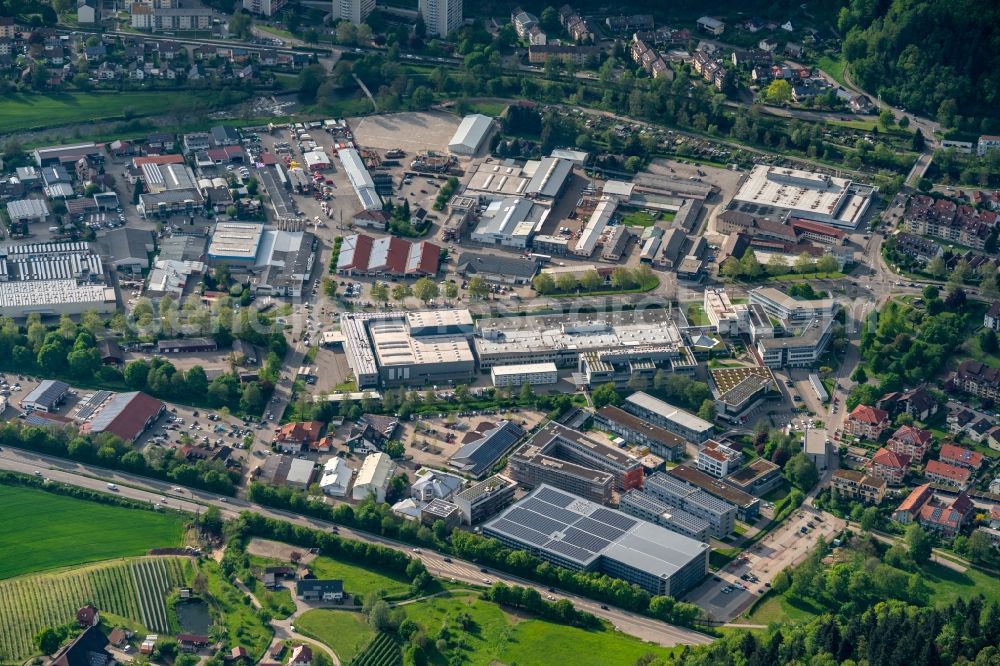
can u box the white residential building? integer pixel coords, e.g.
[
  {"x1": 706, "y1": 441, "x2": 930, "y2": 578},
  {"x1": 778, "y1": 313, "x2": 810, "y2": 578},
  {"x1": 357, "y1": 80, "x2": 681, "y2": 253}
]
[
  {"x1": 320, "y1": 457, "x2": 353, "y2": 497},
  {"x1": 352, "y1": 452, "x2": 396, "y2": 502},
  {"x1": 418, "y1": 0, "x2": 462, "y2": 37},
  {"x1": 334, "y1": 0, "x2": 375, "y2": 24}
]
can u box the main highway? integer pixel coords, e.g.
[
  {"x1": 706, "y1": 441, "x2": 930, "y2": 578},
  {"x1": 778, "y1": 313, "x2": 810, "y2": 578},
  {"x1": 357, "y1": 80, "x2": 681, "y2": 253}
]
[{"x1": 0, "y1": 446, "x2": 713, "y2": 648}]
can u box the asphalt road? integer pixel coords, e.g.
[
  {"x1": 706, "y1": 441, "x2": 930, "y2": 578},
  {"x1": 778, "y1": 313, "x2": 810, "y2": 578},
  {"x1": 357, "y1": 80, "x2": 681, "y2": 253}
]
[{"x1": 0, "y1": 446, "x2": 713, "y2": 648}]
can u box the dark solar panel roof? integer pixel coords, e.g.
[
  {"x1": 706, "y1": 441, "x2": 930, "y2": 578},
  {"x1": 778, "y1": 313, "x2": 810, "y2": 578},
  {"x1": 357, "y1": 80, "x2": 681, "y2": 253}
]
[
  {"x1": 450, "y1": 421, "x2": 525, "y2": 476},
  {"x1": 535, "y1": 486, "x2": 574, "y2": 507},
  {"x1": 590, "y1": 507, "x2": 638, "y2": 531}
]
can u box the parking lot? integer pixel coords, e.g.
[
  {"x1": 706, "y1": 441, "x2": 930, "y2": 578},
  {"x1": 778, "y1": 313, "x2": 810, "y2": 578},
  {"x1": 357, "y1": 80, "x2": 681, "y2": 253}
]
[{"x1": 684, "y1": 505, "x2": 845, "y2": 622}]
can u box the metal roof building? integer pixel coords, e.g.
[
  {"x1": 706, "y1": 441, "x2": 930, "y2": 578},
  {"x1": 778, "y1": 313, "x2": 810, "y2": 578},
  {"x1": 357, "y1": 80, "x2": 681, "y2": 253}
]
[
  {"x1": 448, "y1": 114, "x2": 495, "y2": 156},
  {"x1": 207, "y1": 222, "x2": 265, "y2": 263},
  {"x1": 471, "y1": 197, "x2": 546, "y2": 249},
  {"x1": 483, "y1": 485, "x2": 709, "y2": 596},
  {"x1": 0, "y1": 279, "x2": 116, "y2": 317},
  {"x1": 20, "y1": 380, "x2": 71, "y2": 412},
  {"x1": 525, "y1": 157, "x2": 573, "y2": 199},
  {"x1": 6, "y1": 198, "x2": 50, "y2": 222},
  {"x1": 85, "y1": 391, "x2": 165, "y2": 443},
  {"x1": 337, "y1": 148, "x2": 382, "y2": 211},
  {"x1": 573, "y1": 196, "x2": 617, "y2": 257},
  {"x1": 623, "y1": 392, "x2": 714, "y2": 443}
]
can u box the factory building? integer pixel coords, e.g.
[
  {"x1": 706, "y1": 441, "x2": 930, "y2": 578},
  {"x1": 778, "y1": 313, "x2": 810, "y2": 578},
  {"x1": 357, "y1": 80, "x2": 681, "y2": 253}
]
[
  {"x1": 730, "y1": 165, "x2": 875, "y2": 229},
  {"x1": 0, "y1": 280, "x2": 116, "y2": 317},
  {"x1": 338, "y1": 148, "x2": 382, "y2": 212},
  {"x1": 483, "y1": 485, "x2": 709, "y2": 596},
  {"x1": 340, "y1": 310, "x2": 476, "y2": 389},
  {"x1": 206, "y1": 222, "x2": 265, "y2": 265},
  {"x1": 470, "y1": 197, "x2": 548, "y2": 249}
]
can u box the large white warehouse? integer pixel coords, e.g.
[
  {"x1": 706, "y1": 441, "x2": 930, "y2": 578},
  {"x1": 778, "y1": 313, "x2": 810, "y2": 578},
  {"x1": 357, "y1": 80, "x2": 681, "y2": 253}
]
[{"x1": 448, "y1": 114, "x2": 495, "y2": 156}]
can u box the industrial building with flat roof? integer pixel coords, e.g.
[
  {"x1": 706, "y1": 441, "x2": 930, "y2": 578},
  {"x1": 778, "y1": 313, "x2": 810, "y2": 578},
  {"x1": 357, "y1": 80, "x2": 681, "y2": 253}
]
[
  {"x1": 490, "y1": 362, "x2": 558, "y2": 388},
  {"x1": 573, "y1": 196, "x2": 617, "y2": 257},
  {"x1": 623, "y1": 392, "x2": 715, "y2": 443},
  {"x1": 644, "y1": 471, "x2": 737, "y2": 538},
  {"x1": 483, "y1": 485, "x2": 709, "y2": 596},
  {"x1": 474, "y1": 310, "x2": 686, "y2": 370},
  {"x1": 0, "y1": 241, "x2": 104, "y2": 282},
  {"x1": 448, "y1": 114, "x2": 495, "y2": 156},
  {"x1": 340, "y1": 309, "x2": 475, "y2": 389},
  {"x1": 0, "y1": 279, "x2": 116, "y2": 317},
  {"x1": 593, "y1": 405, "x2": 687, "y2": 461},
  {"x1": 207, "y1": 222, "x2": 265, "y2": 264},
  {"x1": 619, "y1": 489, "x2": 711, "y2": 542},
  {"x1": 731, "y1": 165, "x2": 874, "y2": 229},
  {"x1": 453, "y1": 474, "x2": 516, "y2": 524}
]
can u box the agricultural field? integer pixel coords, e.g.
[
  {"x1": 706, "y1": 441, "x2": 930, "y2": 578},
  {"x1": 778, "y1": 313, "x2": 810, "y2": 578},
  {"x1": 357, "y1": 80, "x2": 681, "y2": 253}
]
[
  {"x1": 0, "y1": 557, "x2": 189, "y2": 662},
  {"x1": 0, "y1": 484, "x2": 187, "y2": 579},
  {"x1": 350, "y1": 633, "x2": 400, "y2": 666},
  {"x1": 0, "y1": 90, "x2": 244, "y2": 134}
]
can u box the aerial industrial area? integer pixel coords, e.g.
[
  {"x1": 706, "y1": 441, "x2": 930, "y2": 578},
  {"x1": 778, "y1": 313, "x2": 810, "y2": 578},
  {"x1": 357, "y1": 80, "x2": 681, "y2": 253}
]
[{"x1": 0, "y1": 0, "x2": 998, "y2": 665}]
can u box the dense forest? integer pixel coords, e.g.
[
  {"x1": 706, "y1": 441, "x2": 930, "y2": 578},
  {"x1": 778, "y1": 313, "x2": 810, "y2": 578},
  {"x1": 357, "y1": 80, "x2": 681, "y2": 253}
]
[{"x1": 840, "y1": 0, "x2": 1000, "y2": 133}]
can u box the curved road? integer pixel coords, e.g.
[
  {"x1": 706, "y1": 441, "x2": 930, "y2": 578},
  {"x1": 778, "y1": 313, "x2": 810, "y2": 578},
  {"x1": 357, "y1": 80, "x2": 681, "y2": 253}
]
[{"x1": 0, "y1": 446, "x2": 713, "y2": 648}]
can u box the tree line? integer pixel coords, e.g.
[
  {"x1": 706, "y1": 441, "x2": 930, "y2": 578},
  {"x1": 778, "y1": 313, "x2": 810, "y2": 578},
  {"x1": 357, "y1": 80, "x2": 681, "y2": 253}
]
[
  {"x1": 531, "y1": 265, "x2": 658, "y2": 296},
  {"x1": 0, "y1": 419, "x2": 239, "y2": 495}
]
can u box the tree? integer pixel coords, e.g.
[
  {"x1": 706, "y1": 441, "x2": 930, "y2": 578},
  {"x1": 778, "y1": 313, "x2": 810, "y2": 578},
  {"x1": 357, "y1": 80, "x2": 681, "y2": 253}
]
[
  {"x1": 878, "y1": 108, "x2": 896, "y2": 130},
  {"x1": 967, "y1": 529, "x2": 994, "y2": 564},
  {"x1": 371, "y1": 283, "x2": 390, "y2": 304},
  {"x1": 35, "y1": 627, "x2": 60, "y2": 655},
  {"x1": 926, "y1": 255, "x2": 947, "y2": 278},
  {"x1": 794, "y1": 252, "x2": 816, "y2": 274},
  {"x1": 580, "y1": 269, "x2": 603, "y2": 293},
  {"x1": 412, "y1": 277, "x2": 439, "y2": 304},
  {"x1": 532, "y1": 273, "x2": 555, "y2": 294},
  {"x1": 720, "y1": 257, "x2": 742, "y2": 280},
  {"x1": 850, "y1": 366, "x2": 868, "y2": 384},
  {"x1": 784, "y1": 452, "x2": 819, "y2": 491},
  {"x1": 816, "y1": 254, "x2": 840, "y2": 274},
  {"x1": 922, "y1": 285, "x2": 939, "y2": 300},
  {"x1": 981, "y1": 329, "x2": 999, "y2": 354},
  {"x1": 229, "y1": 11, "x2": 252, "y2": 39},
  {"x1": 240, "y1": 383, "x2": 264, "y2": 414},
  {"x1": 298, "y1": 64, "x2": 326, "y2": 104},
  {"x1": 444, "y1": 281, "x2": 459, "y2": 302},
  {"x1": 859, "y1": 506, "x2": 880, "y2": 532},
  {"x1": 949, "y1": 259, "x2": 971, "y2": 285},
  {"x1": 467, "y1": 276, "x2": 489, "y2": 300},
  {"x1": 392, "y1": 284, "x2": 412, "y2": 302},
  {"x1": 765, "y1": 79, "x2": 792, "y2": 105},
  {"x1": 696, "y1": 399, "x2": 716, "y2": 423},
  {"x1": 591, "y1": 382, "x2": 620, "y2": 408},
  {"x1": 917, "y1": 177, "x2": 933, "y2": 193},
  {"x1": 898, "y1": 115, "x2": 910, "y2": 129},
  {"x1": 322, "y1": 277, "x2": 337, "y2": 299},
  {"x1": 766, "y1": 253, "x2": 789, "y2": 276},
  {"x1": 905, "y1": 523, "x2": 932, "y2": 564},
  {"x1": 556, "y1": 273, "x2": 578, "y2": 293}
]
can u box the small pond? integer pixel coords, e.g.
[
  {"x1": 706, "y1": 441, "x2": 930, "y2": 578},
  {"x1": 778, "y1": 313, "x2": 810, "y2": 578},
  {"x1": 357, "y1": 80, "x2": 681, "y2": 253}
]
[{"x1": 175, "y1": 600, "x2": 211, "y2": 635}]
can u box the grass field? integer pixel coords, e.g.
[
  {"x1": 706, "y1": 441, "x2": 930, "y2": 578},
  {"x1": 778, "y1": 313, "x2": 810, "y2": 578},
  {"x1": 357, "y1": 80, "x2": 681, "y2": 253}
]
[
  {"x1": 466, "y1": 101, "x2": 509, "y2": 118},
  {"x1": 922, "y1": 561, "x2": 1000, "y2": 607},
  {"x1": 295, "y1": 609, "x2": 374, "y2": 663},
  {"x1": 0, "y1": 91, "x2": 242, "y2": 134},
  {"x1": 400, "y1": 593, "x2": 674, "y2": 666},
  {"x1": 309, "y1": 555, "x2": 413, "y2": 598},
  {"x1": 816, "y1": 55, "x2": 849, "y2": 88},
  {"x1": 0, "y1": 557, "x2": 188, "y2": 662},
  {"x1": 0, "y1": 484, "x2": 186, "y2": 579},
  {"x1": 738, "y1": 591, "x2": 826, "y2": 626},
  {"x1": 685, "y1": 302, "x2": 710, "y2": 326}
]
